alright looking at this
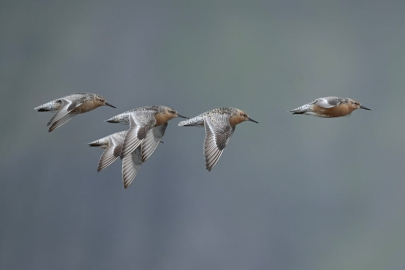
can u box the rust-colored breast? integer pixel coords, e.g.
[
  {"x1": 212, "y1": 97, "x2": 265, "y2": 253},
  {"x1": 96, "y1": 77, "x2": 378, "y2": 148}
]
[
  {"x1": 155, "y1": 113, "x2": 173, "y2": 126},
  {"x1": 313, "y1": 104, "x2": 355, "y2": 118},
  {"x1": 229, "y1": 115, "x2": 245, "y2": 126},
  {"x1": 72, "y1": 101, "x2": 99, "y2": 114}
]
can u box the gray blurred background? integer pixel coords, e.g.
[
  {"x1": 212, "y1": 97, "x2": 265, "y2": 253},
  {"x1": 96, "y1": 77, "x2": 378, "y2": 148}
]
[{"x1": 1, "y1": 0, "x2": 405, "y2": 269}]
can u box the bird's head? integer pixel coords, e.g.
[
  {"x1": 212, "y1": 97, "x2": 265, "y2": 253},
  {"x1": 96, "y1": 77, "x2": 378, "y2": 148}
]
[
  {"x1": 349, "y1": 98, "x2": 371, "y2": 111},
  {"x1": 95, "y1": 95, "x2": 116, "y2": 108}
]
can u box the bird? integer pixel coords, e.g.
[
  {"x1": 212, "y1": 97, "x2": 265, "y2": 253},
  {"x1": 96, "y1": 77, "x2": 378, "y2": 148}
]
[
  {"x1": 88, "y1": 126, "x2": 167, "y2": 189},
  {"x1": 88, "y1": 131, "x2": 128, "y2": 173},
  {"x1": 34, "y1": 93, "x2": 116, "y2": 132},
  {"x1": 105, "y1": 105, "x2": 187, "y2": 186},
  {"x1": 178, "y1": 107, "x2": 258, "y2": 171},
  {"x1": 105, "y1": 105, "x2": 187, "y2": 157},
  {"x1": 289, "y1": 96, "x2": 371, "y2": 118}
]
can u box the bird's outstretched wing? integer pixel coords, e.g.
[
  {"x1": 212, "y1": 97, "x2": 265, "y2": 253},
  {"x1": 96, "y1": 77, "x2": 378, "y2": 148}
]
[
  {"x1": 315, "y1": 97, "x2": 343, "y2": 108},
  {"x1": 203, "y1": 114, "x2": 235, "y2": 171},
  {"x1": 47, "y1": 97, "x2": 83, "y2": 132},
  {"x1": 141, "y1": 122, "x2": 168, "y2": 162},
  {"x1": 122, "y1": 147, "x2": 142, "y2": 189},
  {"x1": 120, "y1": 111, "x2": 157, "y2": 158},
  {"x1": 97, "y1": 135, "x2": 124, "y2": 172}
]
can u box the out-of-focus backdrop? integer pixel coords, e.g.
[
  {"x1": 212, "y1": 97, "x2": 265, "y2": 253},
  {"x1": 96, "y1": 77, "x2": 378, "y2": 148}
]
[{"x1": 1, "y1": 1, "x2": 405, "y2": 269}]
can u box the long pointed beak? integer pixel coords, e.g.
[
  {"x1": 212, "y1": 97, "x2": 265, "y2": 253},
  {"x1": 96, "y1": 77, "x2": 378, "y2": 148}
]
[
  {"x1": 360, "y1": 105, "x2": 371, "y2": 111},
  {"x1": 248, "y1": 117, "x2": 259, "y2": 123},
  {"x1": 105, "y1": 102, "x2": 116, "y2": 108},
  {"x1": 177, "y1": 114, "x2": 189, "y2": 119}
]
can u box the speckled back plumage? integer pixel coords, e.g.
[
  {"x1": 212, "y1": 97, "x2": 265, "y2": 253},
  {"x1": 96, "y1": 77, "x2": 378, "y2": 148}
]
[
  {"x1": 178, "y1": 107, "x2": 239, "y2": 127},
  {"x1": 105, "y1": 105, "x2": 170, "y2": 125}
]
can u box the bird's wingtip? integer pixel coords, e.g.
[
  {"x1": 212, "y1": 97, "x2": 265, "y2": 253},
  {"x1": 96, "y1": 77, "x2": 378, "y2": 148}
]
[{"x1": 88, "y1": 142, "x2": 99, "y2": 147}]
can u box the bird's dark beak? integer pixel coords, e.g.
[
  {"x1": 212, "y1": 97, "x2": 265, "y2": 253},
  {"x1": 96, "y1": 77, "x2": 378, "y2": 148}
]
[
  {"x1": 105, "y1": 102, "x2": 116, "y2": 108},
  {"x1": 248, "y1": 117, "x2": 259, "y2": 123},
  {"x1": 360, "y1": 105, "x2": 371, "y2": 111},
  {"x1": 177, "y1": 114, "x2": 189, "y2": 119}
]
